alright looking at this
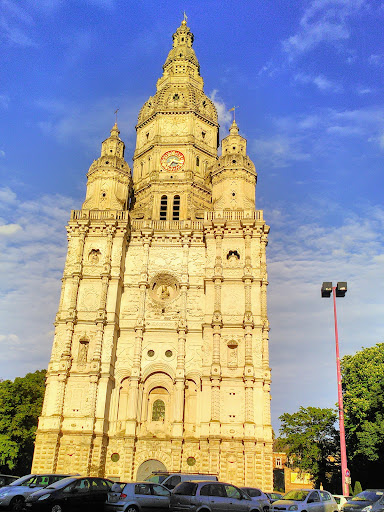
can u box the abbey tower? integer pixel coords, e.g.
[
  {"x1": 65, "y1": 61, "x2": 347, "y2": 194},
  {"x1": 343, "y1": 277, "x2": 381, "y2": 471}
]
[{"x1": 32, "y1": 19, "x2": 273, "y2": 488}]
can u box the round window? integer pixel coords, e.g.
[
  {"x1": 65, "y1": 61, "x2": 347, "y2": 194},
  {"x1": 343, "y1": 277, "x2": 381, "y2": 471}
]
[
  {"x1": 111, "y1": 453, "x2": 120, "y2": 462},
  {"x1": 147, "y1": 349, "x2": 155, "y2": 357},
  {"x1": 187, "y1": 457, "x2": 196, "y2": 466},
  {"x1": 165, "y1": 350, "x2": 173, "y2": 358}
]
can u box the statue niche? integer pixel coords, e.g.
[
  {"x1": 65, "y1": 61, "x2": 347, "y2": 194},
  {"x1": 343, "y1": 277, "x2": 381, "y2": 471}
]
[{"x1": 78, "y1": 337, "x2": 89, "y2": 365}]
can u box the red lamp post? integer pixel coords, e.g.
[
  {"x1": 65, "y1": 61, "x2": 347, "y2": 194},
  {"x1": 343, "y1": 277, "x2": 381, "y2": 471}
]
[{"x1": 321, "y1": 281, "x2": 350, "y2": 496}]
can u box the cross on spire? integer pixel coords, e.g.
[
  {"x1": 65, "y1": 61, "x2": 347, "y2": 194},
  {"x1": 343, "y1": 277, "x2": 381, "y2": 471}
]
[{"x1": 114, "y1": 108, "x2": 119, "y2": 124}]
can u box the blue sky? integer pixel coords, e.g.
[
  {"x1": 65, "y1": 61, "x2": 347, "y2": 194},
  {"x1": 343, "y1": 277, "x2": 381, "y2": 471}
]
[{"x1": 0, "y1": 0, "x2": 384, "y2": 432}]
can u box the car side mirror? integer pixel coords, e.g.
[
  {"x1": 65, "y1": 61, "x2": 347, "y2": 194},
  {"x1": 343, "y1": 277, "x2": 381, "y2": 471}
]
[{"x1": 308, "y1": 498, "x2": 314, "y2": 503}]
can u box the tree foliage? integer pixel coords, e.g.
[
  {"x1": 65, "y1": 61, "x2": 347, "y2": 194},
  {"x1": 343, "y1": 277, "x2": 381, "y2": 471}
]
[
  {"x1": 353, "y1": 481, "x2": 362, "y2": 496},
  {"x1": 277, "y1": 406, "x2": 339, "y2": 490},
  {"x1": 0, "y1": 370, "x2": 46, "y2": 475},
  {"x1": 341, "y1": 343, "x2": 384, "y2": 487}
]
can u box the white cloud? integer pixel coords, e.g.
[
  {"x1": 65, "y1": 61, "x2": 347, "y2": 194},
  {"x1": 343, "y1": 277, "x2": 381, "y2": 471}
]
[
  {"x1": 268, "y1": 200, "x2": 384, "y2": 426},
  {"x1": 0, "y1": 223, "x2": 22, "y2": 235},
  {"x1": 282, "y1": 0, "x2": 365, "y2": 58},
  {"x1": 210, "y1": 89, "x2": 232, "y2": 130},
  {"x1": 34, "y1": 96, "x2": 141, "y2": 151},
  {"x1": 0, "y1": 187, "x2": 17, "y2": 204},
  {"x1": 252, "y1": 136, "x2": 310, "y2": 168},
  {"x1": 0, "y1": 95, "x2": 10, "y2": 109},
  {"x1": 294, "y1": 72, "x2": 342, "y2": 92},
  {"x1": 357, "y1": 86, "x2": 373, "y2": 95},
  {"x1": 369, "y1": 54, "x2": 384, "y2": 67},
  {"x1": 252, "y1": 106, "x2": 384, "y2": 169},
  {"x1": 0, "y1": 1, "x2": 37, "y2": 47},
  {"x1": 0, "y1": 188, "x2": 74, "y2": 374}
]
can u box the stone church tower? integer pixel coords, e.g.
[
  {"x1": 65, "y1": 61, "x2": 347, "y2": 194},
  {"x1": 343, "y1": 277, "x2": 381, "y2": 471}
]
[{"x1": 32, "y1": 19, "x2": 273, "y2": 488}]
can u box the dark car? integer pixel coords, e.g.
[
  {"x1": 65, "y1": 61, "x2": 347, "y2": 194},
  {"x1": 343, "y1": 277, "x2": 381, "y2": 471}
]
[
  {"x1": 0, "y1": 474, "x2": 70, "y2": 512},
  {"x1": 266, "y1": 493, "x2": 283, "y2": 503},
  {"x1": 0, "y1": 475, "x2": 19, "y2": 488},
  {"x1": 341, "y1": 490, "x2": 384, "y2": 512},
  {"x1": 25, "y1": 476, "x2": 113, "y2": 512},
  {"x1": 105, "y1": 481, "x2": 171, "y2": 511},
  {"x1": 242, "y1": 487, "x2": 271, "y2": 511},
  {"x1": 170, "y1": 480, "x2": 262, "y2": 512}
]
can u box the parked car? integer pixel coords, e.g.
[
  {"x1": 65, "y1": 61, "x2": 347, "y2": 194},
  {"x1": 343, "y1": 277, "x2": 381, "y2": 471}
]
[
  {"x1": 25, "y1": 476, "x2": 113, "y2": 512},
  {"x1": 341, "y1": 490, "x2": 384, "y2": 512},
  {"x1": 105, "y1": 481, "x2": 171, "y2": 512},
  {"x1": 0, "y1": 474, "x2": 70, "y2": 512},
  {"x1": 333, "y1": 495, "x2": 352, "y2": 511},
  {"x1": 266, "y1": 493, "x2": 284, "y2": 503},
  {"x1": 242, "y1": 487, "x2": 271, "y2": 511},
  {"x1": 170, "y1": 480, "x2": 262, "y2": 512},
  {"x1": 0, "y1": 475, "x2": 19, "y2": 488},
  {"x1": 146, "y1": 472, "x2": 218, "y2": 490},
  {"x1": 272, "y1": 489, "x2": 338, "y2": 512}
]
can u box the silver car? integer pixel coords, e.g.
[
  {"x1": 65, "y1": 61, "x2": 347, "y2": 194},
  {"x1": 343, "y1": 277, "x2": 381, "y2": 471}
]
[
  {"x1": 272, "y1": 489, "x2": 338, "y2": 512},
  {"x1": 171, "y1": 480, "x2": 262, "y2": 512},
  {"x1": 0, "y1": 474, "x2": 70, "y2": 512},
  {"x1": 105, "y1": 481, "x2": 171, "y2": 511},
  {"x1": 242, "y1": 488, "x2": 271, "y2": 512}
]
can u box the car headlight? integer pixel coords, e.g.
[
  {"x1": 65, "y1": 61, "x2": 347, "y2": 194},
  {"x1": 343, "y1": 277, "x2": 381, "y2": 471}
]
[
  {"x1": 38, "y1": 494, "x2": 52, "y2": 501},
  {"x1": 0, "y1": 493, "x2": 10, "y2": 498},
  {"x1": 289, "y1": 506, "x2": 298, "y2": 511},
  {"x1": 361, "y1": 507, "x2": 372, "y2": 512}
]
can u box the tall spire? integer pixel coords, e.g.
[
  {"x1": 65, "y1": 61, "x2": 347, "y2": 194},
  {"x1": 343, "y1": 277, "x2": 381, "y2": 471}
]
[{"x1": 162, "y1": 18, "x2": 200, "y2": 78}]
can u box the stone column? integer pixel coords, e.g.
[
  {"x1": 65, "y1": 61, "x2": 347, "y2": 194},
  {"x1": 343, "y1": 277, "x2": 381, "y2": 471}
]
[
  {"x1": 126, "y1": 229, "x2": 152, "y2": 436},
  {"x1": 210, "y1": 225, "x2": 224, "y2": 430}
]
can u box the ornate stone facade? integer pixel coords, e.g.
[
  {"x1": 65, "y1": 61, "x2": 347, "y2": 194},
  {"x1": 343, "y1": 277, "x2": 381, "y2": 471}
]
[{"x1": 32, "y1": 19, "x2": 273, "y2": 488}]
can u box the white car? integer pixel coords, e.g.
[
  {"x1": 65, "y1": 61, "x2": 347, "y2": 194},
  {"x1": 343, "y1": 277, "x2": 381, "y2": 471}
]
[
  {"x1": 272, "y1": 489, "x2": 338, "y2": 512},
  {"x1": 333, "y1": 495, "x2": 352, "y2": 511}
]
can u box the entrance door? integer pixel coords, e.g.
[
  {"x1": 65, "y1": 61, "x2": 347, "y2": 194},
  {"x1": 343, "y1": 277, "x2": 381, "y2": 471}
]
[{"x1": 136, "y1": 459, "x2": 167, "y2": 481}]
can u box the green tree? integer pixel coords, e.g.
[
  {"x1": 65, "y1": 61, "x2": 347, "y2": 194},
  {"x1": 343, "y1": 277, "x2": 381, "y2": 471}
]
[
  {"x1": 341, "y1": 343, "x2": 384, "y2": 487},
  {"x1": 0, "y1": 370, "x2": 46, "y2": 475},
  {"x1": 353, "y1": 481, "x2": 362, "y2": 496},
  {"x1": 277, "y1": 406, "x2": 339, "y2": 490}
]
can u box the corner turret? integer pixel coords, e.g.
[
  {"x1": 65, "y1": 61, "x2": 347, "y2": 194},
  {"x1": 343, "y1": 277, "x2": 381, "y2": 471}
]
[
  {"x1": 82, "y1": 123, "x2": 132, "y2": 210},
  {"x1": 211, "y1": 119, "x2": 257, "y2": 210}
]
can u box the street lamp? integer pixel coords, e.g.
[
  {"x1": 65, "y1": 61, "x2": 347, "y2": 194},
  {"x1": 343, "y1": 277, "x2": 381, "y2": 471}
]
[{"x1": 321, "y1": 281, "x2": 350, "y2": 496}]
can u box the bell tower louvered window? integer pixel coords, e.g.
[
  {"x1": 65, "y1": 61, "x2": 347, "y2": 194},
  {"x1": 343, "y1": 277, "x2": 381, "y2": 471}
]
[
  {"x1": 160, "y1": 195, "x2": 168, "y2": 220},
  {"x1": 173, "y1": 195, "x2": 180, "y2": 220}
]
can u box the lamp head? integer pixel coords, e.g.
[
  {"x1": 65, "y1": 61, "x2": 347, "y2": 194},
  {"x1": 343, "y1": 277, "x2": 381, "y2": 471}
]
[
  {"x1": 336, "y1": 282, "x2": 347, "y2": 297},
  {"x1": 321, "y1": 282, "x2": 333, "y2": 298}
]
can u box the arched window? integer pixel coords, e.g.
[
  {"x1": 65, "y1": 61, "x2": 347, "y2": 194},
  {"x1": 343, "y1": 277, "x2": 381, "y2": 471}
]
[
  {"x1": 117, "y1": 378, "x2": 130, "y2": 422},
  {"x1": 152, "y1": 399, "x2": 165, "y2": 421},
  {"x1": 196, "y1": 156, "x2": 200, "y2": 166},
  {"x1": 160, "y1": 195, "x2": 167, "y2": 220},
  {"x1": 173, "y1": 195, "x2": 180, "y2": 220}
]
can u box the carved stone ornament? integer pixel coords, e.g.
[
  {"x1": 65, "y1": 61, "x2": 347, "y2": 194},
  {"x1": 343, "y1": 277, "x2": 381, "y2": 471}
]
[{"x1": 149, "y1": 272, "x2": 180, "y2": 303}]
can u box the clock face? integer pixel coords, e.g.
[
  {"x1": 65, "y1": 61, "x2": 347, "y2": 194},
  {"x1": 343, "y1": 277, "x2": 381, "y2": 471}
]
[{"x1": 160, "y1": 150, "x2": 185, "y2": 172}]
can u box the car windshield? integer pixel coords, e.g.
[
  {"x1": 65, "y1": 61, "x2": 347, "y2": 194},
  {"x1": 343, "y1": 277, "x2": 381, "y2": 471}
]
[
  {"x1": 9, "y1": 475, "x2": 34, "y2": 487},
  {"x1": 282, "y1": 491, "x2": 310, "y2": 501},
  {"x1": 146, "y1": 475, "x2": 167, "y2": 484},
  {"x1": 352, "y1": 492, "x2": 384, "y2": 502},
  {"x1": 44, "y1": 478, "x2": 76, "y2": 490}
]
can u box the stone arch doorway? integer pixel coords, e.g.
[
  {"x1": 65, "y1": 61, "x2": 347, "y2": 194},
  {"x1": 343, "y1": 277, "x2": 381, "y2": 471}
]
[{"x1": 136, "y1": 459, "x2": 167, "y2": 481}]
